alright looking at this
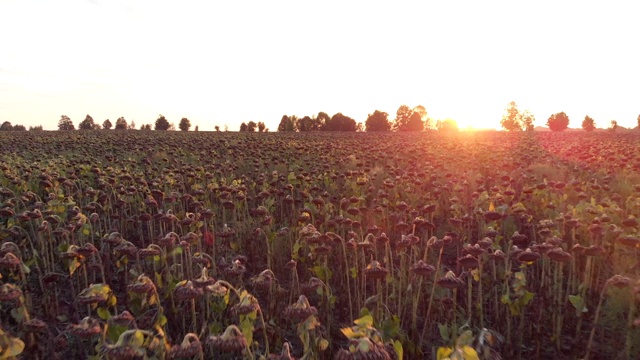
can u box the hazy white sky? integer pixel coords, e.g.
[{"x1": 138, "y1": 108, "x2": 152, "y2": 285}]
[{"x1": 1, "y1": 0, "x2": 638, "y2": 130}]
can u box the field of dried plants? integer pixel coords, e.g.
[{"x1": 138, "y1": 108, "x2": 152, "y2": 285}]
[{"x1": 0, "y1": 130, "x2": 639, "y2": 359}]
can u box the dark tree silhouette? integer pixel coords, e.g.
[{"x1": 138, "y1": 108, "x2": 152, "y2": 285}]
[
  {"x1": 115, "y1": 117, "x2": 128, "y2": 130},
  {"x1": 215, "y1": 125, "x2": 220, "y2": 132},
  {"x1": 258, "y1": 122, "x2": 266, "y2": 132},
  {"x1": 103, "y1": 119, "x2": 112, "y2": 129},
  {"x1": 582, "y1": 115, "x2": 596, "y2": 131},
  {"x1": 296, "y1": 116, "x2": 314, "y2": 131},
  {"x1": 277, "y1": 115, "x2": 295, "y2": 132},
  {"x1": 392, "y1": 105, "x2": 425, "y2": 131},
  {"x1": 315, "y1": 112, "x2": 330, "y2": 131},
  {"x1": 365, "y1": 110, "x2": 391, "y2": 131},
  {"x1": 79, "y1": 114, "x2": 96, "y2": 130},
  {"x1": 239, "y1": 122, "x2": 248, "y2": 132},
  {"x1": 324, "y1": 113, "x2": 356, "y2": 131},
  {"x1": 547, "y1": 112, "x2": 570, "y2": 131},
  {"x1": 140, "y1": 124, "x2": 152, "y2": 131},
  {"x1": 12, "y1": 124, "x2": 26, "y2": 131},
  {"x1": 0, "y1": 121, "x2": 12, "y2": 131},
  {"x1": 179, "y1": 117, "x2": 191, "y2": 131},
  {"x1": 247, "y1": 121, "x2": 257, "y2": 132},
  {"x1": 155, "y1": 115, "x2": 170, "y2": 131},
  {"x1": 58, "y1": 115, "x2": 75, "y2": 131}
]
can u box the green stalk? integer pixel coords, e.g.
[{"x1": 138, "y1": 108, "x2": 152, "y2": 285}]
[{"x1": 420, "y1": 245, "x2": 444, "y2": 346}]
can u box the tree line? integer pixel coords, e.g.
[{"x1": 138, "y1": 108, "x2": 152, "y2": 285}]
[
  {"x1": 502, "y1": 101, "x2": 640, "y2": 132},
  {"x1": 3, "y1": 104, "x2": 638, "y2": 133},
  {"x1": 53, "y1": 115, "x2": 195, "y2": 132},
  {"x1": 0, "y1": 121, "x2": 41, "y2": 132},
  {"x1": 275, "y1": 105, "x2": 432, "y2": 132}
]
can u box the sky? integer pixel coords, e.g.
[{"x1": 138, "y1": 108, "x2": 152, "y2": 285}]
[{"x1": 1, "y1": 0, "x2": 638, "y2": 131}]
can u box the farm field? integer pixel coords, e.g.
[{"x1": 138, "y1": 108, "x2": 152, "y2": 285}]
[{"x1": 0, "y1": 130, "x2": 639, "y2": 359}]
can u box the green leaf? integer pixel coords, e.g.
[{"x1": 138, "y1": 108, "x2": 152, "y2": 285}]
[
  {"x1": 438, "y1": 323, "x2": 450, "y2": 342},
  {"x1": 20, "y1": 262, "x2": 30, "y2": 275},
  {"x1": 568, "y1": 295, "x2": 587, "y2": 314},
  {"x1": 392, "y1": 340, "x2": 403, "y2": 360},
  {"x1": 354, "y1": 314, "x2": 373, "y2": 328},
  {"x1": 97, "y1": 307, "x2": 111, "y2": 320},
  {"x1": 317, "y1": 338, "x2": 329, "y2": 351},
  {"x1": 500, "y1": 293, "x2": 511, "y2": 305},
  {"x1": 456, "y1": 330, "x2": 474, "y2": 347},
  {"x1": 519, "y1": 291, "x2": 535, "y2": 307}
]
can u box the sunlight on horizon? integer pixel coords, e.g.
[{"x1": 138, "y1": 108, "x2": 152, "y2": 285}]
[{"x1": 1, "y1": 1, "x2": 638, "y2": 131}]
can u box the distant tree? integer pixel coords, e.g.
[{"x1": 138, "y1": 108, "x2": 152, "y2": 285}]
[
  {"x1": 522, "y1": 110, "x2": 535, "y2": 131},
  {"x1": 239, "y1": 122, "x2": 248, "y2": 132},
  {"x1": 92, "y1": 123, "x2": 102, "y2": 130},
  {"x1": 128, "y1": 120, "x2": 136, "y2": 130},
  {"x1": 547, "y1": 112, "x2": 570, "y2": 131},
  {"x1": 314, "y1": 112, "x2": 330, "y2": 131},
  {"x1": 365, "y1": 110, "x2": 391, "y2": 131},
  {"x1": 11, "y1": 124, "x2": 25, "y2": 131},
  {"x1": 582, "y1": 115, "x2": 596, "y2": 131},
  {"x1": 356, "y1": 122, "x2": 364, "y2": 132},
  {"x1": 195, "y1": 126, "x2": 198, "y2": 132},
  {"x1": 277, "y1": 115, "x2": 296, "y2": 132},
  {"x1": 179, "y1": 117, "x2": 191, "y2": 131},
  {"x1": 324, "y1": 113, "x2": 357, "y2": 131},
  {"x1": 392, "y1": 105, "x2": 424, "y2": 131},
  {"x1": 140, "y1": 124, "x2": 152, "y2": 131},
  {"x1": 79, "y1": 114, "x2": 96, "y2": 130},
  {"x1": 436, "y1": 119, "x2": 459, "y2": 132},
  {"x1": 0, "y1": 121, "x2": 12, "y2": 131},
  {"x1": 215, "y1": 125, "x2": 220, "y2": 132},
  {"x1": 637, "y1": 114, "x2": 640, "y2": 128},
  {"x1": 500, "y1": 101, "x2": 530, "y2": 131},
  {"x1": 29, "y1": 125, "x2": 43, "y2": 131},
  {"x1": 413, "y1": 105, "x2": 431, "y2": 129},
  {"x1": 155, "y1": 115, "x2": 170, "y2": 131},
  {"x1": 246, "y1": 121, "x2": 257, "y2": 132},
  {"x1": 296, "y1": 116, "x2": 314, "y2": 132},
  {"x1": 258, "y1": 122, "x2": 266, "y2": 132},
  {"x1": 103, "y1": 119, "x2": 112, "y2": 129},
  {"x1": 609, "y1": 120, "x2": 618, "y2": 132},
  {"x1": 224, "y1": 125, "x2": 229, "y2": 131},
  {"x1": 115, "y1": 117, "x2": 128, "y2": 130},
  {"x1": 58, "y1": 115, "x2": 75, "y2": 131}
]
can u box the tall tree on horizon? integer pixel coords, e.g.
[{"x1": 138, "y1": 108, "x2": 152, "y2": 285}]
[
  {"x1": 79, "y1": 114, "x2": 96, "y2": 130},
  {"x1": 392, "y1": 105, "x2": 426, "y2": 131},
  {"x1": 58, "y1": 115, "x2": 75, "y2": 131},
  {"x1": 582, "y1": 115, "x2": 596, "y2": 131},
  {"x1": 365, "y1": 110, "x2": 391, "y2": 131},
  {"x1": 277, "y1": 115, "x2": 296, "y2": 132},
  {"x1": 115, "y1": 117, "x2": 128, "y2": 130},
  {"x1": 179, "y1": 117, "x2": 191, "y2": 131},
  {"x1": 547, "y1": 112, "x2": 570, "y2": 131},
  {"x1": 155, "y1": 115, "x2": 170, "y2": 131}
]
